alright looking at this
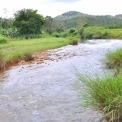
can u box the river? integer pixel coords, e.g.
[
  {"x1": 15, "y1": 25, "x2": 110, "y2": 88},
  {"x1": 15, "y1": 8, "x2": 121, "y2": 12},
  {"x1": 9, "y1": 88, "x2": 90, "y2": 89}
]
[{"x1": 0, "y1": 39, "x2": 122, "y2": 122}]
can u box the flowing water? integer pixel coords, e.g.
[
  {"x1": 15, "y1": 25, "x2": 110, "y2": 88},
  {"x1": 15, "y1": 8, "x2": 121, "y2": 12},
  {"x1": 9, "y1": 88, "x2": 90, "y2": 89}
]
[{"x1": 1, "y1": 39, "x2": 122, "y2": 122}]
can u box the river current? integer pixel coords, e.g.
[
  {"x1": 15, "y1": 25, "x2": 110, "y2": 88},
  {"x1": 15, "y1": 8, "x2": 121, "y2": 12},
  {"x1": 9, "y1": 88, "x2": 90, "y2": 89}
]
[{"x1": 0, "y1": 39, "x2": 122, "y2": 122}]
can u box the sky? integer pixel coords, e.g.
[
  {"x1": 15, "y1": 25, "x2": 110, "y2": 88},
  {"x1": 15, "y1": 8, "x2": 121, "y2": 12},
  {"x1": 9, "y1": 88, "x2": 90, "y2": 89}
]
[{"x1": 0, "y1": 0, "x2": 122, "y2": 18}]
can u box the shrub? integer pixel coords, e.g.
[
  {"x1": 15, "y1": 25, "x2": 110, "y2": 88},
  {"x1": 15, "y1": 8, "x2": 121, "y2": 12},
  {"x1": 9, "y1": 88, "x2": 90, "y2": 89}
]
[
  {"x1": 69, "y1": 28, "x2": 75, "y2": 33},
  {"x1": 59, "y1": 31, "x2": 69, "y2": 38},
  {"x1": 0, "y1": 39, "x2": 7, "y2": 44},
  {"x1": 0, "y1": 34, "x2": 8, "y2": 44},
  {"x1": 51, "y1": 32, "x2": 60, "y2": 37},
  {"x1": 77, "y1": 73, "x2": 122, "y2": 122},
  {"x1": 0, "y1": 28, "x2": 8, "y2": 35},
  {"x1": 7, "y1": 28, "x2": 19, "y2": 38}
]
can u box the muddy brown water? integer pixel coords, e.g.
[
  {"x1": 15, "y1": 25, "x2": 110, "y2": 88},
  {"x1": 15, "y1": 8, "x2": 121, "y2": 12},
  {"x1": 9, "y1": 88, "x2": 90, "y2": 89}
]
[{"x1": 1, "y1": 39, "x2": 122, "y2": 122}]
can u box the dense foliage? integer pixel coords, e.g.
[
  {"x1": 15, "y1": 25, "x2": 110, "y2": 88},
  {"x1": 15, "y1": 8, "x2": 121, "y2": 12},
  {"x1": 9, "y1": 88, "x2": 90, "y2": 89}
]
[{"x1": 13, "y1": 9, "x2": 45, "y2": 35}]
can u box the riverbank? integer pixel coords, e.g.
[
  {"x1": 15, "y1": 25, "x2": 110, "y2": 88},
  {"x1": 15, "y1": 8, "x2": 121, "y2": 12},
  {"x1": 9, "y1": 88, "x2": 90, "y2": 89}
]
[{"x1": 0, "y1": 37, "x2": 78, "y2": 69}]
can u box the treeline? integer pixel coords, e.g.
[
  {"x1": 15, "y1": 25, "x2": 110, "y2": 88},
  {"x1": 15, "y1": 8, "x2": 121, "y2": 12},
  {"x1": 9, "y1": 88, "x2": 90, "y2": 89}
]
[
  {"x1": 56, "y1": 15, "x2": 122, "y2": 30},
  {"x1": 1, "y1": 9, "x2": 122, "y2": 40}
]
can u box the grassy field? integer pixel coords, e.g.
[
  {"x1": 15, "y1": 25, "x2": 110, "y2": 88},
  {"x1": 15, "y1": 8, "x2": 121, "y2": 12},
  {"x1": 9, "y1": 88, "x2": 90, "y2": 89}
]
[
  {"x1": 0, "y1": 36, "x2": 77, "y2": 68},
  {"x1": 80, "y1": 26, "x2": 122, "y2": 40}
]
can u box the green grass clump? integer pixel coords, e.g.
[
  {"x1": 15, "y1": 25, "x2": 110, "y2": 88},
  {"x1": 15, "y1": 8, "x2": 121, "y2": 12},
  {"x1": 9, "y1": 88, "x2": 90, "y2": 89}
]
[
  {"x1": 23, "y1": 51, "x2": 34, "y2": 61},
  {"x1": 106, "y1": 49, "x2": 122, "y2": 73},
  {"x1": 77, "y1": 73, "x2": 122, "y2": 122},
  {"x1": 82, "y1": 26, "x2": 108, "y2": 39}
]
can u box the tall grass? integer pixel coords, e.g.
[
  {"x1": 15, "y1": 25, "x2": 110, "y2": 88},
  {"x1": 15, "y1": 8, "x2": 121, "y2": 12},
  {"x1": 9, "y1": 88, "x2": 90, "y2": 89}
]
[
  {"x1": 77, "y1": 73, "x2": 122, "y2": 122},
  {"x1": 106, "y1": 49, "x2": 122, "y2": 74},
  {"x1": 81, "y1": 26, "x2": 108, "y2": 39},
  {"x1": 80, "y1": 26, "x2": 122, "y2": 40}
]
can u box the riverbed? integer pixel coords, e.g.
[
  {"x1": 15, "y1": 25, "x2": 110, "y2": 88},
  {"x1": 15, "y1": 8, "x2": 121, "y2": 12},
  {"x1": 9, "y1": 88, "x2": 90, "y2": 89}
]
[{"x1": 0, "y1": 39, "x2": 122, "y2": 122}]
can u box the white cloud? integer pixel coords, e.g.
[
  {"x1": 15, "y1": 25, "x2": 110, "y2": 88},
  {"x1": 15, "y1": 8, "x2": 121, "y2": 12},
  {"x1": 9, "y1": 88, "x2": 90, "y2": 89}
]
[
  {"x1": 0, "y1": 0, "x2": 122, "y2": 18},
  {"x1": 50, "y1": 0, "x2": 81, "y2": 3}
]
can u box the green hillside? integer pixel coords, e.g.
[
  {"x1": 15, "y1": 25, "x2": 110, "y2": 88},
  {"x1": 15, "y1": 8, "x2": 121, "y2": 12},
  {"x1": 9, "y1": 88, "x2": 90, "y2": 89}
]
[{"x1": 54, "y1": 11, "x2": 122, "y2": 30}]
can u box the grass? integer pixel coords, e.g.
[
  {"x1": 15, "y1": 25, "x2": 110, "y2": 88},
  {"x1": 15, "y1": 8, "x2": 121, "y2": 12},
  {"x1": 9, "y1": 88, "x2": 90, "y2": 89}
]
[
  {"x1": 0, "y1": 36, "x2": 77, "y2": 68},
  {"x1": 77, "y1": 47, "x2": 122, "y2": 122},
  {"x1": 105, "y1": 49, "x2": 122, "y2": 74},
  {"x1": 77, "y1": 73, "x2": 122, "y2": 122},
  {"x1": 80, "y1": 26, "x2": 122, "y2": 40}
]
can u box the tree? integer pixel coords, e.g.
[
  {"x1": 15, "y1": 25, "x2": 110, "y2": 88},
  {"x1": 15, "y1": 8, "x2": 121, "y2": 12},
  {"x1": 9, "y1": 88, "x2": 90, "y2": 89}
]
[
  {"x1": 13, "y1": 9, "x2": 45, "y2": 35},
  {"x1": 44, "y1": 16, "x2": 54, "y2": 35}
]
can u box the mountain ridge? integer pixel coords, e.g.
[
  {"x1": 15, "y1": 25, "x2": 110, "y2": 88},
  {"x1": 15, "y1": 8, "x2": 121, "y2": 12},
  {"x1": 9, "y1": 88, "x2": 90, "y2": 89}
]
[
  {"x1": 54, "y1": 11, "x2": 122, "y2": 20},
  {"x1": 53, "y1": 11, "x2": 122, "y2": 30}
]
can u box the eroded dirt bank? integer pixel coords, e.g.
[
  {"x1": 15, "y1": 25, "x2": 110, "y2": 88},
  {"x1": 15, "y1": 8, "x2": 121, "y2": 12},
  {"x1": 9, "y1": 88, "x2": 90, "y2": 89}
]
[{"x1": 1, "y1": 39, "x2": 122, "y2": 122}]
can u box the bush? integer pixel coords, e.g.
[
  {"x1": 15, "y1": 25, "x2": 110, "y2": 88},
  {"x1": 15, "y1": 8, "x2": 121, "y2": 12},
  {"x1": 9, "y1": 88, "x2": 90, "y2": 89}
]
[
  {"x1": 77, "y1": 73, "x2": 122, "y2": 122},
  {"x1": 69, "y1": 28, "x2": 75, "y2": 33},
  {"x1": 0, "y1": 39, "x2": 7, "y2": 44},
  {"x1": 51, "y1": 32, "x2": 60, "y2": 37},
  {"x1": 7, "y1": 28, "x2": 19, "y2": 38},
  {"x1": 0, "y1": 28, "x2": 19, "y2": 38},
  {"x1": 0, "y1": 34, "x2": 8, "y2": 43},
  {"x1": 0, "y1": 28, "x2": 8, "y2": 35}
]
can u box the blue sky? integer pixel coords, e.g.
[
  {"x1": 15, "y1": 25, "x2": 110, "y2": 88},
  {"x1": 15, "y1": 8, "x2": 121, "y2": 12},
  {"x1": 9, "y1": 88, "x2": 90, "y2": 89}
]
[{"x1": 0, "y1": 0, "x2": 122, "y2": 18}]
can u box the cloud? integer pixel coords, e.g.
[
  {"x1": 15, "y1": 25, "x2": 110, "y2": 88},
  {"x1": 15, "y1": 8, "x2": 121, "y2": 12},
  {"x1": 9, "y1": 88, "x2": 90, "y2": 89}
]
[
  {"x1": 0, "y1": 0, "x2": 122, "y2": 18},
  {"x1": 46, "y1": 0, "x2": 81, "y2": 3}
]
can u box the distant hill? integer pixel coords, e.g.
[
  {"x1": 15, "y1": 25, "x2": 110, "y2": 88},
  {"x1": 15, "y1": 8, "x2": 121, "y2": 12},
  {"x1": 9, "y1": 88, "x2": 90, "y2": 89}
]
[{"x1": 54, "y1": 11, "x2": 122, "y2": 30}]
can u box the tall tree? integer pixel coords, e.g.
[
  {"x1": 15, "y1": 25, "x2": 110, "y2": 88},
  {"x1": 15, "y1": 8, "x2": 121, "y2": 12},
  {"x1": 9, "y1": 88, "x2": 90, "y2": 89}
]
[{"x1": 13, "y1": 9, "x2": 45, "y2": 35}]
